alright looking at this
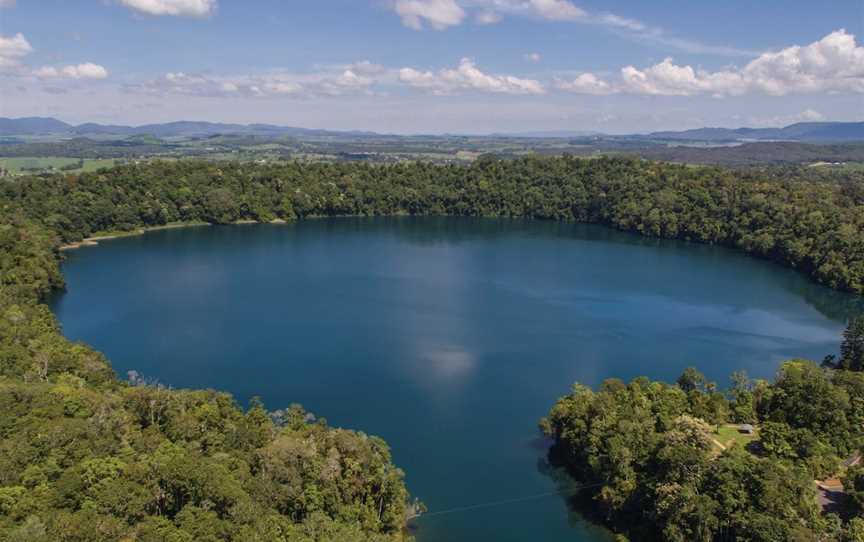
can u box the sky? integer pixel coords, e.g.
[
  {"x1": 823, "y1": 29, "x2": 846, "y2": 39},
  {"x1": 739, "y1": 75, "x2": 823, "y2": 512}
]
[{"x1": 0, "y1": 0, "x2": 862, "y2": 134}]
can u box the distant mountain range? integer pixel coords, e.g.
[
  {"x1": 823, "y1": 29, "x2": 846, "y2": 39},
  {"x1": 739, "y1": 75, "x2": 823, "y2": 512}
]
[
  {"x1": 1, "y1": 117, "x2": 862, "y2": 142},
  {"x1": 643, "y1": 122, "x2": 864, "y2": 142},
  {"x1": 0, "y1": 117, "x2": 375, "y2": 138}
]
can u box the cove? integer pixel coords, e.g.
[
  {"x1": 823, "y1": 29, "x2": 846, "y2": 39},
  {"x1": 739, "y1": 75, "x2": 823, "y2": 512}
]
[{"x1": 50, "y1": 217, "x2": 862, "y2": 542}]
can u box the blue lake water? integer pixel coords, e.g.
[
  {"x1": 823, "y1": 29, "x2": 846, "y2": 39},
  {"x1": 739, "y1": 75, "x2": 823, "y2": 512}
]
[{"x1": 50, "y1": 217, "x2": 862, "y2": 541}]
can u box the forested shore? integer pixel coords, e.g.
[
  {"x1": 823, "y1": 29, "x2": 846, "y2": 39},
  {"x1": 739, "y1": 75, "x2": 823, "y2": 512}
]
[
  {"x1": 0, "y1": 156, "x2": 862, "y2": 540},
  {"x1": 3, "y1": 156, "x2": 862, "y2": 294},
  {"x1": 0, "y1": 171, "x2": 420, "y2": 540},
  {"x1": 541, "y1": 355, "x2": 864, "y2": 541}
]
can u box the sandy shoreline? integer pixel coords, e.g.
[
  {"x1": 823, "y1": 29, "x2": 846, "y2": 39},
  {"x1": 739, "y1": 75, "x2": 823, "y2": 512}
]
[{"x1": 58, "y1": 219, "x2": 293, "y2": 251}]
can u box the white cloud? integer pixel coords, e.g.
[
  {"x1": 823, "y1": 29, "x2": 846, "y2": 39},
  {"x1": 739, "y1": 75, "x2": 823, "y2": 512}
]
[
  {"x1": 164, "y1": 71, "x2": 221, "y2": 91},
  {"x1": 742, "y1": 29, "x2": 864, "y2": 95},
  {"x1": 347, "y1": 60, "x2": 386, "y2": 76},
  {"x1": 34, "y1": 63, "x2": 109, "y2": 80},
  {"x1": 393, "y1": 1, "x2": 752, "y2": 57},
  {"x1": 619, "y1": 59, "x2": 740, "y2": 96},
  {"x1": 747, "y1": 109, "x2": 824, "y2": 128},
  {"x1": 458, "y1": 0, "x2": 585, "y2": 23},
  {"x1": 258, "y1": 80, "x2": 303, "y2": 96},
  {"x1": 132, "y1": 62, "x2": 384, "y2": 99},
  {"x1": 556, "y1": 72, "x2": 614, "y2": 95},
  {"x1": 139, "y1": 72, "x2": 299, "y2": 97},
  {"x1": 316, "y1": 69, "x2": 375, "y2": 96},
  {"x1": 797, "y1": 109, "x2": 825, "y2": 122},
  {"x1": 524, "y1": 0, "x2": 584, "y2": 21},
  {"x1": 399, "y1": 57, "x2": 544, "y2": 95},
  {"x1": 394, "y1": 0, "x2": 584, "y2": 29},
  {"x1": 618, "y1": 29, "x2": 864, "y2": 96},
  {"x1": 524, "y1": 52, "x2": 541, "y2": 62},
  {"x1": 394, "y1": 0, "x2": 465, "y2": 30},
  {"x1": 119, "y1": 0, "x2": 216, "y2": 17},
  {"x1": 598, "y1": 13, "x2": 644, "y2": 31},
  {"x1": 0, "y1": 32, "x2": 107, "y2": 82},
  {"x1": 475, "y1": 10, "x2": 502, "y2": 24},
  {"x1": 0, "y1": 33, "x2": 33, "y2": 70}
]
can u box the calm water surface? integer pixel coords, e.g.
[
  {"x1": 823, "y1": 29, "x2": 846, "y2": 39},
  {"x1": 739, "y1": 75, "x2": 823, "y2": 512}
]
[{"x1": 51, "y1": 218, "x2": 862, "y2": 542}]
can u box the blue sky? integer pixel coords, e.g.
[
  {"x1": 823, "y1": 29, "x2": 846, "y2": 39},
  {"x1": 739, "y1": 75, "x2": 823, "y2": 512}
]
[{"x1": 0, "y1": 0, "x2": 862, "y2": 133}]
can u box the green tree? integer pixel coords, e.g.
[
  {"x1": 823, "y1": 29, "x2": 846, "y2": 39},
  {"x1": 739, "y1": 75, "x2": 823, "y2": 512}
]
[{"x1": 840, "y1": 316, "x2": 864, "y2": 371}]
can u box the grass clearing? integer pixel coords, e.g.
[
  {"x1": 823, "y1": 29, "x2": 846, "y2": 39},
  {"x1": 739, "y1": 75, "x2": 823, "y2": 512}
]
[
  {"x1": 713, "y1": 424, "x2": 758, "y2": 450},
  {"x1": 0, "y1": 157, "x2": 118, "y2": 174}
]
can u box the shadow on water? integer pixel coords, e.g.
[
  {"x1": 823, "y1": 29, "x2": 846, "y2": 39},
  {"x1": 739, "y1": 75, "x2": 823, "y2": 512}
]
[
  {"x1": 536, "y1": 440, "x2": 620, "y2": 540},
  {"x1": 307, "y1": 216, "x2": 681, "y2": 248},
  {"x1": 300, "y1": 216, "x2": 864, "y2": 322},
  {"x1": 783, "y1": 279, "x2": 864, "y2": 323},
  {"x1": 56, "y1": 216, "x2": 864, "y2": 325}
]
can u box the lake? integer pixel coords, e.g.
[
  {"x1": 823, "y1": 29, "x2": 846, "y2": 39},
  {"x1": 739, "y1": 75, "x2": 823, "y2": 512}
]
[{"x1": 50, "y1": 217, "x2": 861, "y2": 542}]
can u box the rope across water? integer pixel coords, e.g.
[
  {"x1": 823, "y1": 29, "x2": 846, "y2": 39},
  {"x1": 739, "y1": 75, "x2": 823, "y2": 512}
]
[{"x1": 409, "y1": 482, "x2": 605, "y2": 520}]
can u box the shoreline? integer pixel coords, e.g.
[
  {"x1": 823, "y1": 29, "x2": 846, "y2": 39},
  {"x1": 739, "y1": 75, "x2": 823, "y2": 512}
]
[
  {"x1": 59, "y1": 219, "x2": 293, "y2": 250},
  {"x1": 58, "y1": 222, "x2": 210, "y2": 250}
]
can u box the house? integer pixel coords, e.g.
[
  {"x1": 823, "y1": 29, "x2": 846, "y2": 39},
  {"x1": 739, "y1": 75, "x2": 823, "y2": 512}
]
[{"x1": 738, "y1": 424, "x2": 755, "y2": 435}]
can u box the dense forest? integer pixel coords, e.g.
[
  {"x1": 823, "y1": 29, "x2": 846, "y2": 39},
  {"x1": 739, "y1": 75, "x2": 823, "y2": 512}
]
[
  {"x1": 0, "y1": 156, "x2": 863, "y2": 540},
  {"x1": 540, "y1": 351, "x2": 864, "y2": 541},
  {"x1": 0, "y1": 211, "x2": 415, "y2": 539},
  {"x1": 2, "y1": 156, "x2": 863, "y2": 294}
]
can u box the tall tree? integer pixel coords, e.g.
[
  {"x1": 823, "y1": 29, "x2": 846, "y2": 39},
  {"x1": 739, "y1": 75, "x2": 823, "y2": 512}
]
[{"x1": 839, "y1": 316, "x2": 864, "y2": 371}]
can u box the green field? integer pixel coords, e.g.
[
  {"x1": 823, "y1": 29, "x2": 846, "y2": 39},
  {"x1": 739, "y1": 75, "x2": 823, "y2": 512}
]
[
  {"x1": 713, "y1": 424, "x2": 758, "y2": 450},
  {"x1": 0, "y1": 156, "x2": 118, "y2": 174}
]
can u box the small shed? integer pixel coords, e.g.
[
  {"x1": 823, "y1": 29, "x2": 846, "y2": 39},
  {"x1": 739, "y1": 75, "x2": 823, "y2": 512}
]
[{"x1": 738, "y1": 424, "x2": 755, "y2": 435}]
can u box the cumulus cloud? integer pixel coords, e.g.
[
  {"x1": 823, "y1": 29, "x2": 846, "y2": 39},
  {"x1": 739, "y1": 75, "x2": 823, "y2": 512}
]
[
  {"x1": 34, "y1": 63, "x2": 109, "y2": 80},
  {"x1": 134, "y1": 72, "x2": 299, "y2": 97},
  {"x1": 346, "y1": 60, "x2": 386, "y2": 76},
  {"x1": 523, "y1": 0, "x2": 585, "y2": 21},
  {"x1": 316, "y1": 69, "x2": 376, "y2": 96},
  {"x1": 399, "y1": 57, "x2": 544, "y2": 95},
  {"x1": 555, "y1": 72, "x2": 615, "y2": 95},
  {"x1": 139, "y1": 59, "x2": 546, "y2": 99},
  {"x1": 475, "y1": 10, "x2": 502, "y2": 25},
  {"x1": 394, "y1": 0, "x2": 585, "y2": 29},
  {"x1": 0, "y1": 32, "x2": 108, "y2": 81},
  {"x1": 257, "y1": 79, "x2": 303, "y2": 96},
  {"x1": 394, "y1": 0, "x2": 465, "y2": 30},
  {"x1": 796, "y1": 109, "x2": 825, "y2": 122},
  {"x1": 554, "y1": 30, "x2": 863, "y2": 97},
  {"x1": 619, "y1": 59, "x2": 743, "y2": 96},
  {"x1": 747, "y1": 109, "x2": 824, "y2": 128},
  {"x1": 742, "y1": 29, "x2": 864, "y2": 95},
  {"x1": 618, "y1": 29, "x2": 864, "y2": 96},
  {"x1": 119, "y1": 0, "x2": 216, "y2": 17},
  {"x1": 0, "y1": 33, "x2": 33, "y2": 70},
  {"x1": 131, "y1": 62, "x2": 384, "y2": 99}
]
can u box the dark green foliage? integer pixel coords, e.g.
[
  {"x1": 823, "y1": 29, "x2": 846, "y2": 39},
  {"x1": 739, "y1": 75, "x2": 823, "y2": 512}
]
[
  {"x1": 631, "y1": 142, "x2": 864, "y2": 167},
  {"x1": 0, "y1": 174, "x2": 413, "y2": 540},
  {"x1": 541, "y1": 362, "x2": 864, "y2": 541},
  {"x1": 847, "y1": 466, "x2": 864, "y2": 515},
  {"x1": 3, "y1": 156, "x2": 862, "y2": 293},
  {"x1": 1, "y1": 155, "x2": 863, "y2": 539},
  {"x1": 0, "y1": 367, "x2": 411, "y2": 540},
  {"x1": 839, "y1": 317, "x2": 864, "y2": 371}
]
